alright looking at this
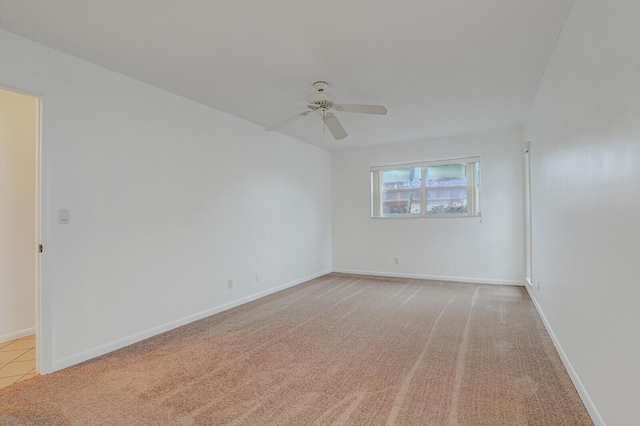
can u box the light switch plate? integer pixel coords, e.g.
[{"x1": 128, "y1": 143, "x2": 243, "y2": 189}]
[{"x1": 58, "y1": 209, "x2": 70, "y2": 224}]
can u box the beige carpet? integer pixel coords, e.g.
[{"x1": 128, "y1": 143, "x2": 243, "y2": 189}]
[{"x1": 0, "y1": 274, "x2": 592, "y2": 425}]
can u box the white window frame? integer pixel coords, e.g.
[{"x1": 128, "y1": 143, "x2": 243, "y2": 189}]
[{"x1": 371, "y1": 156, "x2": 481, "y2": 218}]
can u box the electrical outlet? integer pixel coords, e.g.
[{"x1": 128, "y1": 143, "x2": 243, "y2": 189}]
[
  {"x1": 537, "y1": 281, "x2": 541, "y2": 291},
  {"x1": 227, "y1": 279, "x2": 233, "y2": 289},
  {"x1": 256, "y1": 274, "x2": 260, "y2": 282},
  {"x1": 394, "y1": 257, "x2": 400, "y2": 265}
]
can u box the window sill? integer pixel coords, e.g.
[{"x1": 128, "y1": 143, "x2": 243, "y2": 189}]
[{"x1": 371, "y1": 214, "x2": 482, "y2": 219}]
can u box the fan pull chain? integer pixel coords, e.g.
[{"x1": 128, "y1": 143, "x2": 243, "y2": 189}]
[{"x1": 322, "y1": 109, "x2": 326, "y2": 134}]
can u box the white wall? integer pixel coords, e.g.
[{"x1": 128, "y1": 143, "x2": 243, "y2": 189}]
[
  {"x1": 332, "y1": 127, "x2": 524, "y2": 285},
  {"x1": 0, "y1": 88, "x2": 37, "y2": 342},
  {"x1": 524, "y1": 1, "x2": 640, "y2": 425},
  {"x1": 0, "y1": 29, "x2": 332, "y2": 373}
]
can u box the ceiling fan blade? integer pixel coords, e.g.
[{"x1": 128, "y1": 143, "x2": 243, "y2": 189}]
[
  {"x1": 265, "y1": 110, "x2": 312, "y2": 131},
  {"x1": 323, "y1": 113, "x2": 348, "y2": 140},
  {"x1": 333, "y1": 104, "x2": 388, "y2": 115}
]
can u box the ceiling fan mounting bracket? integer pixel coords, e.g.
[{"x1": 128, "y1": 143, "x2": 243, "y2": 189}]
[{"x1": 312, "y1": 81, "x2": 329, "y2": 92}]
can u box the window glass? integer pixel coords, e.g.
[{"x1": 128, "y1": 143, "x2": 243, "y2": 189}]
[
  {"x1": 426, "y1": 188, "x2": 467, "y2": 215},
  {"x1": 379, "y1": 168, "x2": 421, "y2": 216},
  {"x1": 382, "y1": 190, "x2": 421, "y2": 215},
  {"x1": 381, "y1": 168, "x2": 421, "y2": 189},
  {"x1": 424, "y1": 164, "x2": 466, "y2": 187}
]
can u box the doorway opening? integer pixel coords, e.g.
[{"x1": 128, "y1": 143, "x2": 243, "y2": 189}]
[{"x1": 0, "y1": 87, "x2": 40, "y2": 389}]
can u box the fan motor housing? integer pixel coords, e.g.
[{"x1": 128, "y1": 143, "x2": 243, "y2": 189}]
[{"x1": 306, "y1": 92, "x2": 334, "y2": 107}]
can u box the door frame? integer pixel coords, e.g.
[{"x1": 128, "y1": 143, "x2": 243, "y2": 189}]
[
  {"x1": 522, "y1": 141, "x2": 533, "y2": 287},
  {"x1": 1, "y1": 76, "x2": 52, "y2": 374}
]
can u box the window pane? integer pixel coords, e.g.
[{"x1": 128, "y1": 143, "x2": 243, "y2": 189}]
[
  {"x1": 426, "y1": 188, "x2": 467, "y2": 215},
  {"x1": 382, "y1": 190, "x2": 421, "y2": 215},
  {"x1": 381, "y1": 168, "x2": 421, "y2": 189},
  {"x1": 424, "y1": 164, "x2": 466, "y2": 187}
]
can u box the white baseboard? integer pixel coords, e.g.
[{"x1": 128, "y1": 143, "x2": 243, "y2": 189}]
[
  {"x1": 53, "y1": 270, "x2": 331, "y2": 372},
  {"x1": 332, "y1": 269, "x2": 524, "y2": 286},
  {"x1": 0, "y1": 327, "x2": 35, "y2": 344},
  {"x1": 525, "y1": 286, "x2": 605, "y2": 426}
]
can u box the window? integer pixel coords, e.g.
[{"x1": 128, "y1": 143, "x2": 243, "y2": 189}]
[{"x1": 371, "y1": 157, "x2": 481, "y2": 218}]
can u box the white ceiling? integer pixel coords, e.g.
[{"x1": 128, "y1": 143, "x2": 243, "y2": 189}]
[{"x1": 0, "y1": 0, "x2": 574, "y2": 150}]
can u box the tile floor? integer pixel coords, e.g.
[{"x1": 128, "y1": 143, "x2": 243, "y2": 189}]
[{"x1": 0, "y1": 335, "x2": 37, "y2": 390}]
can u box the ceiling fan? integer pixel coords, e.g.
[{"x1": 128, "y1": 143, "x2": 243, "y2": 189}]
[{"x1": 265, "y1": 81, "x2": 387, "y2": 140}]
